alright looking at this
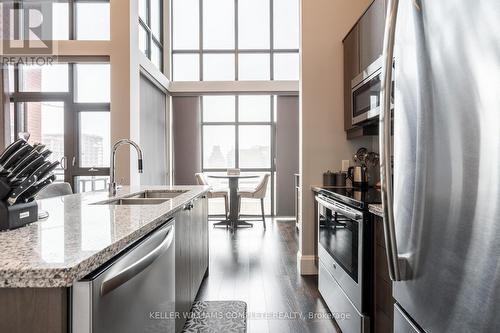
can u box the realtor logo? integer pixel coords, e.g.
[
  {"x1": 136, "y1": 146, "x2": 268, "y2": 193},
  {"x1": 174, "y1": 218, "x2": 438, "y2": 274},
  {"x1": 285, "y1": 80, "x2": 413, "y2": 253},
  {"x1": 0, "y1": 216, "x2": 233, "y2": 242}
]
[{"x1": 1, "y1": 1, "x2": 58, "y2": 64}]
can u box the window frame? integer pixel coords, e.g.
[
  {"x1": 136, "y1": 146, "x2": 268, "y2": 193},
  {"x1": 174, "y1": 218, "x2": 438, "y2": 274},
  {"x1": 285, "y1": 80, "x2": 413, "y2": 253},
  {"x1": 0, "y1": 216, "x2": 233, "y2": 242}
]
[
  {"x1": 11, "y1": 0, "x2": 111, "y2": 41},
  {"x1": 9, "y1": 62, "x2": 111, "y2": 190},
  {"x1": 201, "y1": 95, "x2": 276, "y2": 215},
  {"x1": 139, "y1": 0, "x2": 165, "y2": 71},
  {"x1": 171, "y1": 0, "x2": 299, "y2": 81},
  {"x1": 73, "y1": 0, "x2": 111, "y2": 40}
]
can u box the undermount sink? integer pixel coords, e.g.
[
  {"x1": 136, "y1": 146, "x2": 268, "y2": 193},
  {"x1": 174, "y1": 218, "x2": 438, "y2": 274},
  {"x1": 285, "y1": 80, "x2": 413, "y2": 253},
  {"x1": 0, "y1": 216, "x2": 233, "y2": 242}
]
[
  {"x1": 92, "y1": 190, "x2": 188, "y2": 206},
  {"x1": 126, "y1": 190, "x2": 188, "y2": 199},
  {"x1": 94, "y1": 198, "x2": 170, "y2": 206}
]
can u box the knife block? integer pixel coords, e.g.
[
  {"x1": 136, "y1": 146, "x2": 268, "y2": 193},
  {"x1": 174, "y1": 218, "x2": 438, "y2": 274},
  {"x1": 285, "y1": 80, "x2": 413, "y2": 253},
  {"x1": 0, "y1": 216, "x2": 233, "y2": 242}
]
[{"x1": 0, "y1": 200, "x2": 38, "y2": 231}]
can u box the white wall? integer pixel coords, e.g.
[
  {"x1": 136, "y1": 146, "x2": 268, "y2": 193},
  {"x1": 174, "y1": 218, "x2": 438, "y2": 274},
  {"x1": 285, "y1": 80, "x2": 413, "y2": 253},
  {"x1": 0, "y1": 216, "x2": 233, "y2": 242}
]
[{"x1": 298, "y1": 0, "x2": 375, "y2": 274}]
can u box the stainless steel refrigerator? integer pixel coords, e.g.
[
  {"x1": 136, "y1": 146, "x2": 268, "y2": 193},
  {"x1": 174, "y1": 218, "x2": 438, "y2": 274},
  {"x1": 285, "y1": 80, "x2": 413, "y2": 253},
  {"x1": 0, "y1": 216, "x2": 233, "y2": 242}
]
[{"x1": 379, "y1": 0, "x2": 500, "y2": 332}]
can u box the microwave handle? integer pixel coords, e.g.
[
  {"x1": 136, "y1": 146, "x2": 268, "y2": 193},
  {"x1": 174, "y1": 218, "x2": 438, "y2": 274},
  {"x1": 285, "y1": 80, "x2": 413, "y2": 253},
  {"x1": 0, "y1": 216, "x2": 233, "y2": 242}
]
[
  {"x1": 315, "y1": 195, "x2": 361, "y2": 220},
  {"x1": 380, "y1": 0, "x2": 402, "y2": 282}
]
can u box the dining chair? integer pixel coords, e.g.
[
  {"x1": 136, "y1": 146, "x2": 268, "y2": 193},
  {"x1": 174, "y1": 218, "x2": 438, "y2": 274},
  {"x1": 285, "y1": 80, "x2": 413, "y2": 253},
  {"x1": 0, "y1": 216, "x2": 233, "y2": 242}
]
[
  {"x1": 237, "y1": 174, "x2": 270, "y2": 229},
  {"x1": 36, "y1": 182, "x2": 73, "y2": 200},
  {"x1": 195, "y1": 173, "x2": 229, "y2": 218}
]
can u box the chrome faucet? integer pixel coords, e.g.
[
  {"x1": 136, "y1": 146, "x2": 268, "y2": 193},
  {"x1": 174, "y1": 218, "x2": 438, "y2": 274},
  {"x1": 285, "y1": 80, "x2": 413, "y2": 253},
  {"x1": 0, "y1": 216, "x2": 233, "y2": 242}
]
[{"x1": 109, "y1": 139, "x2": 143, "y2": 195}]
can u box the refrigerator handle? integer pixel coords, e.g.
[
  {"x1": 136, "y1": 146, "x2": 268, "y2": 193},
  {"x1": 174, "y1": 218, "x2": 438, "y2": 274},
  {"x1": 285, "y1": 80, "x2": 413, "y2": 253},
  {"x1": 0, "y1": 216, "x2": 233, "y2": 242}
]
[{"x1": 380, "y1": 0, "x2": 402, "y2": 282}]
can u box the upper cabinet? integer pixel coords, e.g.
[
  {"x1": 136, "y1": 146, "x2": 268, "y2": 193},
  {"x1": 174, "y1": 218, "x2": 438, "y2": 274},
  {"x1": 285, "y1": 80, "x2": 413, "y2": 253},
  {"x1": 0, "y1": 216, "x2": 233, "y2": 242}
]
[
  {"x1": 343, "y1": 25, "x2": 360, "y2": 132},
  {"x1": 359, "y1": 0, "x2": 385, "y2": 70},
  {"x1": 343, "y1": 0, "x2": 386, "y2": 137}
]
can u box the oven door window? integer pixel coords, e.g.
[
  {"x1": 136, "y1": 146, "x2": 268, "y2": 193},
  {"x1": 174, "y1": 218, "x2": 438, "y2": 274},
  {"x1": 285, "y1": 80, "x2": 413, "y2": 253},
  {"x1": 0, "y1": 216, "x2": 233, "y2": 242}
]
[
  {"x1": 352, "y1": 75, "x2": 381, "y2": 118},
  {"x1": 319, "y1": 204, "x2": 359, "y2": 282}
]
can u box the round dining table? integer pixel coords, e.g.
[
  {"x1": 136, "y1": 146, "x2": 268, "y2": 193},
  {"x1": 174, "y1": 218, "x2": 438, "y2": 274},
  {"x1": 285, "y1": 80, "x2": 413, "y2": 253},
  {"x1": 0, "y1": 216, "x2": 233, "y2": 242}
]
[{"x1": 208, "y1": 174, "x2": 260, "y2": 230}]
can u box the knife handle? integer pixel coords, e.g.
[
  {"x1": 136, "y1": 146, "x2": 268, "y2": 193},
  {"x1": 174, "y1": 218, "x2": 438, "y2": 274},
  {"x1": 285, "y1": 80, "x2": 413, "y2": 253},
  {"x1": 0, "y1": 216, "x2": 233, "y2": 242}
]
[
  {"x1": 0, "y1": 139, "x2": 27, "y2": 165},
  {"x1": 7, "y1": 161, "x2": 50, "y2": 205},
  {"x1": 7, "y1": 175, "x2": 38, "y2": 205},
  {"x1": 1, "y1": 145, "x2": 32, "y2": 171}
]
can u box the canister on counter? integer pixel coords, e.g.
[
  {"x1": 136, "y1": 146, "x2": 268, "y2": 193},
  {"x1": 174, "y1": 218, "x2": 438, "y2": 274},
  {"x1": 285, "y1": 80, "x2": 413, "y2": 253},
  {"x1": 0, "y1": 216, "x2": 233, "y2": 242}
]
[
  {"x1": 323, "y1": 171, "x2": 336, "y2": 186},
  {"x1": 334, "y1": 172, "x2": 347, "y2": 186}
]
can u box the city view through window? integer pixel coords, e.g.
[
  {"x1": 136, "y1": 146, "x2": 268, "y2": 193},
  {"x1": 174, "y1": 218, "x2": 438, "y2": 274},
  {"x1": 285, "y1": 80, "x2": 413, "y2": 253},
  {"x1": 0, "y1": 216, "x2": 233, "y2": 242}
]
[{"x1": 9, "y1": 63, "x2": 111, "y2": 192}]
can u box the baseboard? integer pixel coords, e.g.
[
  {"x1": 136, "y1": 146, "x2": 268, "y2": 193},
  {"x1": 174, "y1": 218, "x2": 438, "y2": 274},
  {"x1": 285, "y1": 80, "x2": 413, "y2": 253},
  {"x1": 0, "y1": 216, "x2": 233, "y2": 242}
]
[{"x1": 297, "y1": 251, "x2": 318, "y2": 275}]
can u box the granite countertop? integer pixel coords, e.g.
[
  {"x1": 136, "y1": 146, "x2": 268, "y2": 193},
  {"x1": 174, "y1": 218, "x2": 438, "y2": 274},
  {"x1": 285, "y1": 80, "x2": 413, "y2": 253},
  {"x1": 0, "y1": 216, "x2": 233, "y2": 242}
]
[
  {"x1": 368, "y1": 204, "x2": 383, "y2": 217},
  {"x1": 0, "y1": 185, "x2": 209, "y2": 288}
]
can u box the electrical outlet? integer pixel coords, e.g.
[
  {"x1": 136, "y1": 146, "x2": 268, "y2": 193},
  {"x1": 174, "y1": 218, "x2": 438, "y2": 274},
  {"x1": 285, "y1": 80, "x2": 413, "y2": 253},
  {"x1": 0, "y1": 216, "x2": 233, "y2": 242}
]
[{"x1": 341, "y1": 160, "x2": 350, "y2": 172}]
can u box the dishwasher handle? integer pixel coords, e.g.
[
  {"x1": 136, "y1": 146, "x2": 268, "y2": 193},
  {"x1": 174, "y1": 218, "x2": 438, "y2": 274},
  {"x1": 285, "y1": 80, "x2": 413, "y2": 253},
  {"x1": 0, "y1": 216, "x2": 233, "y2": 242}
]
[{"x1": 100, "y1": 224, "x2": 175, "y2": 296}]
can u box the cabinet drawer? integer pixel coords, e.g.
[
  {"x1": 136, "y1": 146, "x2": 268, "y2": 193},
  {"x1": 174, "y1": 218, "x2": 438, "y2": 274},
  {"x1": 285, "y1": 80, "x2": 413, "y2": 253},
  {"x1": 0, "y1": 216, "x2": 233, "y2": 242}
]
[{"x1": 318, "y1": 261, "x2": 368, "y2": 333}]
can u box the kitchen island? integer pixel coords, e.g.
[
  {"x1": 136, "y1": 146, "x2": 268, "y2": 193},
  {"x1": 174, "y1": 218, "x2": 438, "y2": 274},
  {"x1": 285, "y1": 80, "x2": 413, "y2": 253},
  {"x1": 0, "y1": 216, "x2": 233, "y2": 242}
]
[{"x1": 0, "y1": 185, "x2": 210, "y2": 333}]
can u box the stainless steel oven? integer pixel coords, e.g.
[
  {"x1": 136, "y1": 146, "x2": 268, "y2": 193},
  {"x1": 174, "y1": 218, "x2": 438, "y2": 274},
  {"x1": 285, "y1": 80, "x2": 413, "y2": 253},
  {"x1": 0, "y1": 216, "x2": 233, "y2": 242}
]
[
  {"x1": 351, "y1": 56, "x2": 393, "y2": 126},
  {"x1": 316, "y1": 194, "x2": 372, "y2": 333}
]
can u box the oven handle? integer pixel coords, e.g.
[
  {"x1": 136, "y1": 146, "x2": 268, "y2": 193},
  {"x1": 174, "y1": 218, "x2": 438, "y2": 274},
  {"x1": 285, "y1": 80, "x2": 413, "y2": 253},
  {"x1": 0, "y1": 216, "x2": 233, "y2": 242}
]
[
  {"x1": 315, "y1": 195, "x2": 362, "y2": 220},
  {"x1": 380, "y1": 0, "x2": 401, "y2": 282},
  {"x1": 100, "y1": 224, "x2": 175, "y2": 296}
]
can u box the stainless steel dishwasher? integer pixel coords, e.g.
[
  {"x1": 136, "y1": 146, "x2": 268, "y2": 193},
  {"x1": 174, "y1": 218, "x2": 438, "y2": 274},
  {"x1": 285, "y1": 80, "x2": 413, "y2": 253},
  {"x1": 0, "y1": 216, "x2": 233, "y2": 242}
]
[{"x1": 72, "y1": 219, "x2": 175, "y2": 333}]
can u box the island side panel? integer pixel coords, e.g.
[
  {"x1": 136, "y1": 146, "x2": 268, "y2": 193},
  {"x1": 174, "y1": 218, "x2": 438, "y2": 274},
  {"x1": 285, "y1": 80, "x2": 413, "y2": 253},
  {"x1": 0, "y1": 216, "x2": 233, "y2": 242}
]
[{"x1": 0, "y1": 287, "x2": 68, "y2": 333}]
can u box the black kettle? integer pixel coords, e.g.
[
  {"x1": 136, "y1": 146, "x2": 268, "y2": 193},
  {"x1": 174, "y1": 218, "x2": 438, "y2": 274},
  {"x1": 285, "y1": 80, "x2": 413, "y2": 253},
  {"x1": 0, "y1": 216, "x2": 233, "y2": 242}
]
[{"x1": 347, "y1": 165, "x2": 369, "y2": 188}]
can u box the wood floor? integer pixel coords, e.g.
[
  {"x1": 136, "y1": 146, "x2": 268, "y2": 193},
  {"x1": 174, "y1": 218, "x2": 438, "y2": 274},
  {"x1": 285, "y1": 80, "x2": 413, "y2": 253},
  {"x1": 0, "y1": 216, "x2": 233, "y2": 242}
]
[{"x1": 196, "y1": 219, "x2": 341, "y2": 333}]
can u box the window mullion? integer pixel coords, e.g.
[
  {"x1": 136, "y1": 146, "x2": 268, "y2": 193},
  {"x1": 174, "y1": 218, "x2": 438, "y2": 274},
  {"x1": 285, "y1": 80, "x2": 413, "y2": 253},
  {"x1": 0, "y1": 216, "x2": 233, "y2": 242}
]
[
  {"x1": 199, "y1": 0, "x2": 204, "y2": 80},
  {"x1": 147, "y1": 0, "x2": 151, "y2": 28},
  {"x1": 69, "y1": 0, "x2": 75, "y2": 40},
  {"x1": 234, "y1": 0, "x2": 238, "y2": 81},
  {"x1": 270, "y1": 0, "x2": 274, "y2": 80},
  {"x1": 235, "y1": 95, "x2": 239, "y2": 168}
]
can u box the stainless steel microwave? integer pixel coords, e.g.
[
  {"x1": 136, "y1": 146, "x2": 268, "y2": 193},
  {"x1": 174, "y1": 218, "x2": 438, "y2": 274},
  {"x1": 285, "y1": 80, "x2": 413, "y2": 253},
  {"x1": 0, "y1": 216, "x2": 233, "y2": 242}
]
[{"x1": 351, "y1": 56, "x2": 393, "y2": 126}]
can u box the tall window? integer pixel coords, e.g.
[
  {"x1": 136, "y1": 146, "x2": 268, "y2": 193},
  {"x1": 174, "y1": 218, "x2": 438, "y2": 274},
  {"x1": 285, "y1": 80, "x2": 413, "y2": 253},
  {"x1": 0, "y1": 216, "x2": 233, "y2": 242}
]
[
  {"x1": 171, "y1": 0, "x2": 300, "y2": 81},
  {"x1": 201, "y1": 95, "x2": 275, "y2": 215},
  {"x1": 139, "y1": 0, "x2": 164, "y2": 71},
  {"x1": 8, "y1": 63, "x2": 111, "y2": 193}
]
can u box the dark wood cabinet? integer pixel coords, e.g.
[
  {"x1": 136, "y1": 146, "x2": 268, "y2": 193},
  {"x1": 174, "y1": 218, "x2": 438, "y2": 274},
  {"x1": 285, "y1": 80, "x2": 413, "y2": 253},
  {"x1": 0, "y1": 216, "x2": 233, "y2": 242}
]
[
  {"x1": 175, "y1": 206, "x2": 192, "y2": 333},
  {"x1": 0, "y1": 288, "x2": 68, "y2": 333},
  {"x1": 359, "y1": 0, "x2": 385, "y2": 70},
  {"x1": 343, "y1": 0, "x2": 386, "y2": 138},
  {"x1": 175, "y1": 196, "x2": 209, "y2": 333},
  {"x1": 343, "y1": 25, "x2": 360, "y2": 132},
  {"x1": 373, "y1": 215, "x2": 394, "y2": 333},
  {"x1": 190, "y1": 197, "x2": 208, "y2": 298}
]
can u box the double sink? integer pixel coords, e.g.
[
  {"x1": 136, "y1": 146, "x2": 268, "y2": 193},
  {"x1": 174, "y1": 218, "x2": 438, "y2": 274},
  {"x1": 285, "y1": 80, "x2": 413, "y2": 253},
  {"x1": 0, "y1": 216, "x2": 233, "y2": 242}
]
[{"x1": 94, "y1": 190, "x2": 188, "y2": 206}]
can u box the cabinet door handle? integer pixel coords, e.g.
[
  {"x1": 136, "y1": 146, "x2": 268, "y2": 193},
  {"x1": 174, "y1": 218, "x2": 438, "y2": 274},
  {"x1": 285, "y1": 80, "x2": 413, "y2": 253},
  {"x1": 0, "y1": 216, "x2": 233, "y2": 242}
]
[{"x1": 60, "y1": 156, "x2": 67, "y2": 170}]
